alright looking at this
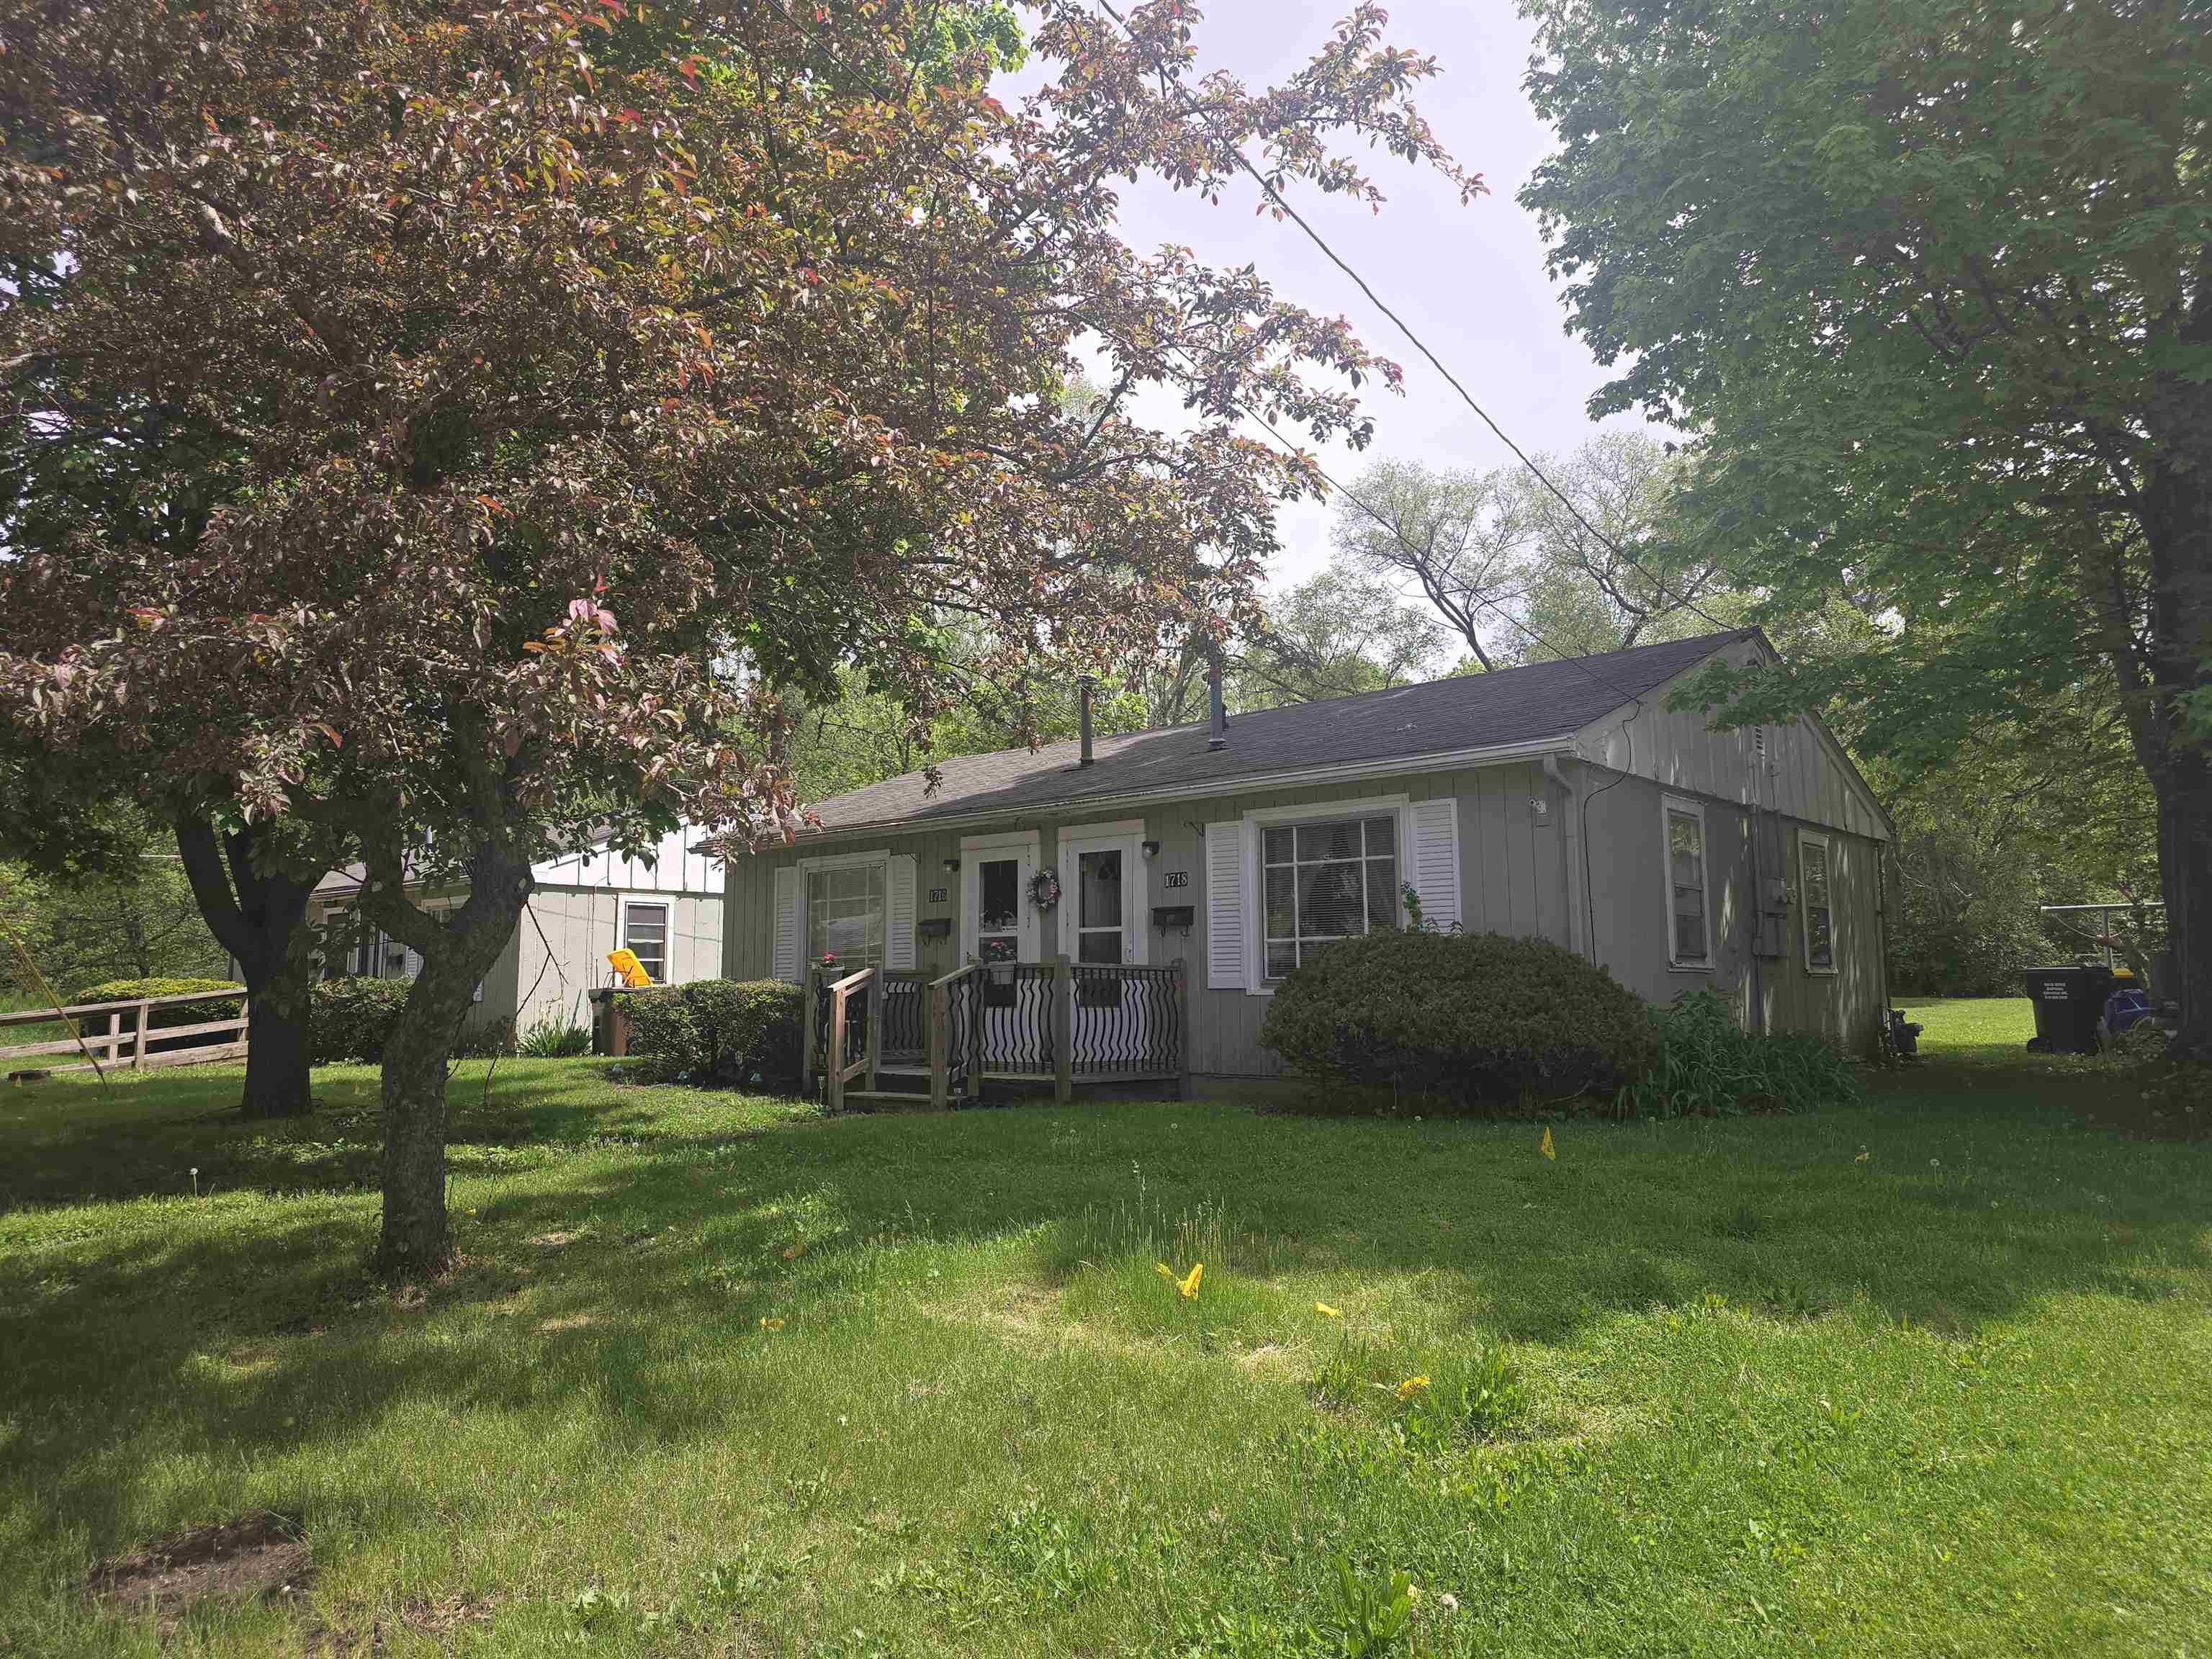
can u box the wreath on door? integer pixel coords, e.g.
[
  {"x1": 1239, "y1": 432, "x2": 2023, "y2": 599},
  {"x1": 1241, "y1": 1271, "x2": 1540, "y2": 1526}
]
[{"x1": 1028, "y1": 868, "x2": 1061, "y2": 911}]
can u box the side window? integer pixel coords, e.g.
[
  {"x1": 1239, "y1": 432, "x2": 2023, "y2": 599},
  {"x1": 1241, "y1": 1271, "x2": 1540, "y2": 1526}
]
[
  {"x1": 1664, "y1": 799, "x2": 1711, "y2": 968},
  {"x1": 624, "y1": 902, "x2": 670, "y2": 983},
  {"x1": 1800, "y1": 835, "x2": 1835, "y2": 972}
]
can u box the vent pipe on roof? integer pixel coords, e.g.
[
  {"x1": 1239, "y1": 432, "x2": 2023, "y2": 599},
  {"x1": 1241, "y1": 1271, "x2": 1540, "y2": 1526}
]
[
  {"x1": 1207, "y1": 649, "x2": 1229, "y2": 751},
  {"x1": 1077, "y1": 675, "x2": 1096, "y2": 767}
]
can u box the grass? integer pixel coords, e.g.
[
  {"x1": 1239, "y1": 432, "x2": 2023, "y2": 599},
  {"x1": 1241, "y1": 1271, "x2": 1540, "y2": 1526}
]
[{"x1": 1, "y1": 1003, "x2": 2208, "y2": 1655}]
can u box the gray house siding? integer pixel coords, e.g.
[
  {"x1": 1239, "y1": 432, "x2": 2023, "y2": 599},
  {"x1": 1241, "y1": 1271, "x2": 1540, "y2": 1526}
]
[
  {"x1": 1577, "y1": 768, "x2": 1886, "y2": 1051},
  {"x1": 724, "y1": 759, "x2": 1575, "y2": 1079}
]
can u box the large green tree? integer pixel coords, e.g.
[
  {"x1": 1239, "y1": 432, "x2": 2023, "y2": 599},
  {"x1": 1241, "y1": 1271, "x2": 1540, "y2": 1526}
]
[
  {"x1": 1522, "y1": 0, "x2": 2212, "y2": 1053},
  {"x1": 1, "y1": 0, "x2": 1470, "y2": 1269}
]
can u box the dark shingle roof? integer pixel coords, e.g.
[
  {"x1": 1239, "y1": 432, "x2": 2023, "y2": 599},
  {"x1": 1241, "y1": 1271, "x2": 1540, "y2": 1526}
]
[{"x1": 806, "y1": 630, "x2": 1755, "y2": 832}]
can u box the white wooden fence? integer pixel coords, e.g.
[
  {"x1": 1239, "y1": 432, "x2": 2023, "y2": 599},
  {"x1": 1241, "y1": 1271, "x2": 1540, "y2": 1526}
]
[{"x1": 0, "y1": 988, "x2": 248, "y2": 1076}]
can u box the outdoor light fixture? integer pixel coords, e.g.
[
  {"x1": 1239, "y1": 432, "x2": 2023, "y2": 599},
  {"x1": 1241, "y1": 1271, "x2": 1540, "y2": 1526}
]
[
  {"x1": 942, "y1": 858, "x2": 961, "y2": 873},
  {"x1": 1141, "y1": 840, "x2": 1161, "y2": 858}
]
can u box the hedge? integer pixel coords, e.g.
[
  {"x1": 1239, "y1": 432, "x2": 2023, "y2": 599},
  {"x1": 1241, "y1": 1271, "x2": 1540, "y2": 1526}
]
[
  {"x1": 617, "y1": 979, "x2": 803, "y2": 1089},
  {"x1": 1257, "y1": 930, "x2": 1662, "y2": 1115},
  {"x1": 71, "y1": 978, "x2": 245, "y2": 1051},
  {"x1": 310, "y1": 976, "x2": 411, "y2": 1064}
]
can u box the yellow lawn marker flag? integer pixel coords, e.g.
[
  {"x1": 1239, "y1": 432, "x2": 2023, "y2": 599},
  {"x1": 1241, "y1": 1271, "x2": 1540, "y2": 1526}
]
[{"x1": 1539, "y1": 1125, "x2": 1556, "y2": 1161}]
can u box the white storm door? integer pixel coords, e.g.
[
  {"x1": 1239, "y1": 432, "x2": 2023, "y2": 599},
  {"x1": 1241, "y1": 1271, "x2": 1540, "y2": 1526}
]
[
  {"x1": 1056, "y1": 824, "x2": 1146, "y2": 966},
  {"x1": 961, "y1": 832, "x2": 1042, "y2": 1069},
  {"x1": 1057, "y1": 822, "x2": 1148, "y2": 1073}
]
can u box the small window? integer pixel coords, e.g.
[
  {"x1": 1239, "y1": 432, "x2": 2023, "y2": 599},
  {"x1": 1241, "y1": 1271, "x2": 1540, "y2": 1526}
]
[
  {"x1": 1663, "y1": 799, "x2": 1711, "y2": 968},
  {"x1": 806, "y1": 863, "x2": 884, "y2": 971},
  {"x1": 1800, "y1": 834, "x2": 1835, "y2": 973},
  {"x1": 624, "y1": 902, "x2": 670, "y2": 984},
  {"x1": 1260, "y1": 813, "x2": 1398, "y2": 981}
]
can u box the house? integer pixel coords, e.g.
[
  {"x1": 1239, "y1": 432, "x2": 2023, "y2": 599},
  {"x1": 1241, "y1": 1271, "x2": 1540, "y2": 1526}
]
[
  {"x1": 311, "y1": 824, "x2": 724, "y2": 1039},
  {"x1": 721, "y1": 629, "x2": 1893, "y2": 1096}
]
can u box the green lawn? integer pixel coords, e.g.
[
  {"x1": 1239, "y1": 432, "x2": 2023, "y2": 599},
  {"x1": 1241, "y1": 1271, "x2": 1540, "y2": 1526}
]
[{"x1": 2, "y1": 1003, "x2": 2207, "y2": 1656}]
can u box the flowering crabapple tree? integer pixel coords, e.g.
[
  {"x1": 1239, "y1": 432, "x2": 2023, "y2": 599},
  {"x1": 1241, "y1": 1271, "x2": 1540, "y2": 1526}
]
[{"x1": 0, "y1": 0, "x2": 1477, "y2": 1272}]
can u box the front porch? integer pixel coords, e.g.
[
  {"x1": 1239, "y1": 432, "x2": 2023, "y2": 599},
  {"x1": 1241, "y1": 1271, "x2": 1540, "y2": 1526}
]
[{"x1": 802, "y1": 958, "x2": 1190, "y2": 1109}]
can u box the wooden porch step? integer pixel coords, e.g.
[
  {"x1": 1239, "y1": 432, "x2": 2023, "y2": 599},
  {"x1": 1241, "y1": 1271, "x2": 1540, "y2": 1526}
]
[{"x1": 840, "y1": 1088, "x2": 958, "y2": 1111}]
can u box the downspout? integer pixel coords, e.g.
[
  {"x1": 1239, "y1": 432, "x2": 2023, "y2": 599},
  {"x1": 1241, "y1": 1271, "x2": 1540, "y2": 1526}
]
[
  {"x1": 1542, "y1": 755, "x2": 1591, "y2": 963},
  {"x1": 1746, "y1": 732, "x2": 1766, "y2": 1037}
]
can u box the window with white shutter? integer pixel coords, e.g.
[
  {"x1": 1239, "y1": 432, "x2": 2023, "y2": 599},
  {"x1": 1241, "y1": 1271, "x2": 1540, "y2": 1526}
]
[
  {"x1": 1204, "y1": 821, "x2": 1246, "y2": 989},
  {"x1": 770, "y1": 866, "x2": 803, "y2": 981},
  {"x1": 885, "y1": 855, "x2": 917, "y2": 970}
]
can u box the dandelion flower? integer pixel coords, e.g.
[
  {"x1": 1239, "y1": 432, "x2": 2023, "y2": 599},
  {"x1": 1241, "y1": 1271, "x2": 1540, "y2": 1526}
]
[
  {"x1": 1406, "y1": 1583, "x2": 1421, "y2": 1603},
  {"x1": 1439, "y1": 1592, "x2": 1460, "y2": 1614},
  {"x1": 760, "y1": 1316, "x2": 785, "y2": 1331},
  {"x1": 1314, "y1": 1302, "x2": 1342, "y2": 1319},
  {"x1": 1395, "y1": 1374, "x2": 1430, "y2": 1400},
  {"x1": 1155, "y1": 1262, "x2": 1175, "y2": 1282}
]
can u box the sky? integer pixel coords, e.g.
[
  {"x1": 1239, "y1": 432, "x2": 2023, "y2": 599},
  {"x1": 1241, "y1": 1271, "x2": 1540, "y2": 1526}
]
[{"x1": 1052, "y1": 0, "x2": 1657, "y2": 593}]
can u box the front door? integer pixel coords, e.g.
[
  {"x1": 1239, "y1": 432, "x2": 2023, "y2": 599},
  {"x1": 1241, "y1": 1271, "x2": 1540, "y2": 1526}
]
[
  {"x1": 1057, "y1": 831, "x2": 1144, "y2": 966},
  {"x1": 1057, "y1": 824, "x2": 1147, "y2": 1069},
  {"x1": 962, "y1": 832, "x2": 1041, "y2": 1069}
]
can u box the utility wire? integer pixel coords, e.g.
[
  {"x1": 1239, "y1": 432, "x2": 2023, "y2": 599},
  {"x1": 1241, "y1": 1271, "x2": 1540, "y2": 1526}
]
[
  {"x1": 752, "y1": 0, "x2": 1725, "y2": 715},
  {"x1": 1090, "y1": 0, "x2": 1741, "y2": 637}
]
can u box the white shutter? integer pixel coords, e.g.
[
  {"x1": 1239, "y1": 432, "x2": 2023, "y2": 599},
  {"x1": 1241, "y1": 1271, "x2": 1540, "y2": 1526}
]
[
  {"x1": 1408, "y1": 799, "x2": 1462, "y2": 931},
  {"x1": 1205, "y1": 820, "x2": 1246, "y2": 989},
  {"x1": 770, "y1": 866, "x2": 803, "y2": 981},
  {"x1": 886, "y1": 855, "x2": 917, "y2": 969}
]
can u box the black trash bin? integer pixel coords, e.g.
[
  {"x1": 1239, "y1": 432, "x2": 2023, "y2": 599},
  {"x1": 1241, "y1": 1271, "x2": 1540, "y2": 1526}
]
[{"x1": 2023, "y1": 966, "x2": 2116, "y2": 1054}]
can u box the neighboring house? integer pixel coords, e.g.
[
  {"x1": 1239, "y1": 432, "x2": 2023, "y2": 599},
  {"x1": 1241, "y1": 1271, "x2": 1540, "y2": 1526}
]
[
  {"x1": 312, "y1": 826, "x2": 725, "y2": 1037},
  {"x1": 722, "y1": 630, "x2": 1892, "y2": 1087}
]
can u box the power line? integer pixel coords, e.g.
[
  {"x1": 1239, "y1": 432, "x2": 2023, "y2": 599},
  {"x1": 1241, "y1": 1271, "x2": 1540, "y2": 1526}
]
[
  {"x1": 750, "y1": 0, "x2": 1740, "y2": 710},
  {"x1": 1089, "y1": 0, "x2": 1740, "y2": 638}
]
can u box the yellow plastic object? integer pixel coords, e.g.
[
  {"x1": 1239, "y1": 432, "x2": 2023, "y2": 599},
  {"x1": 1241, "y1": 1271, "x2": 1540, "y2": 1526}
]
[{"x1": 606, "y1": 948, "x2": 652, "y2": 988}]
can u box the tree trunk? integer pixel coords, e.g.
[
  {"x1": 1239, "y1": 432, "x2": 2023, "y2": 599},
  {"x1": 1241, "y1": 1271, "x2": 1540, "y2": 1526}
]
[
  {"x1": 361, "y1": 840, "x2": 531, "y2": 1277},
  {"x1": 2139, "y1": 383, "x2": 2212, "y2": 1059},
  {"x1": 377, "y1": 968, "x2": 465, "y2": 1277},
  {"x1": 175, "y1": 817, "x2": 321, "y2": 1119},
  {"x1": 2152, "y1": 754, "x2": 2211, "y2": 1060}
]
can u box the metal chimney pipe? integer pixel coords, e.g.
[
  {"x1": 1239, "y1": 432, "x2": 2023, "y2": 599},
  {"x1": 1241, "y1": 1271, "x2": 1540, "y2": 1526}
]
[
  {"x1": 1077, "y1": 675, "x2": 1096, "y2": 766},
  {"x1": 1208, "y1": 651, "x2": 1228, "y2": 750}
]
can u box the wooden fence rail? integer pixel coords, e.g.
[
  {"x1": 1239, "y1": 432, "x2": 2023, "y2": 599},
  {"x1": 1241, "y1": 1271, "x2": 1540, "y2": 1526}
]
[{"x1": 0, "y1": 988, "x2": 249, "y2": 1076}]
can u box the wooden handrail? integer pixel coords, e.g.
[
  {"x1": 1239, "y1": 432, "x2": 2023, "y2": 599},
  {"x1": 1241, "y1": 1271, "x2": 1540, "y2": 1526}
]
[
  {"x1": 0, "y1": 986, "x2": 243, "y2": 1030},
  {"x1": 825, "y1": 966, "x2": 875, "y2": 994},
  {"x1": 2, "y1": 987, "x2": 248, "y2": 1076}
]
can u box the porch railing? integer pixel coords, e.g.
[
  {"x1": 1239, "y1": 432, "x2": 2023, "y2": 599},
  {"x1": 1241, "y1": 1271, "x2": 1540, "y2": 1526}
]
[{"x1": 803, "y1": 956, "x2": 1187, "y2": 1108}]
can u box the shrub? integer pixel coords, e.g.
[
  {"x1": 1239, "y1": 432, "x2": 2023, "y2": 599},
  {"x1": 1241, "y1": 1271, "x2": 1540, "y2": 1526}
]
[
  {"x1": 1258, "y1": 930, "x2": 1661, "y2": 1113},
  {"x1": 1616, "y1": 989, "x2": 1861, "y2": 1117},
  {"x1": 618, "y1": 979, "x2": 803, "y2": 1089},
  {"x1": 310, "y1": 975, "x2": 410, "y2": 1064},
  {"x1": 73, "y1": 973, "x2": 244, "y2": 1026}
]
